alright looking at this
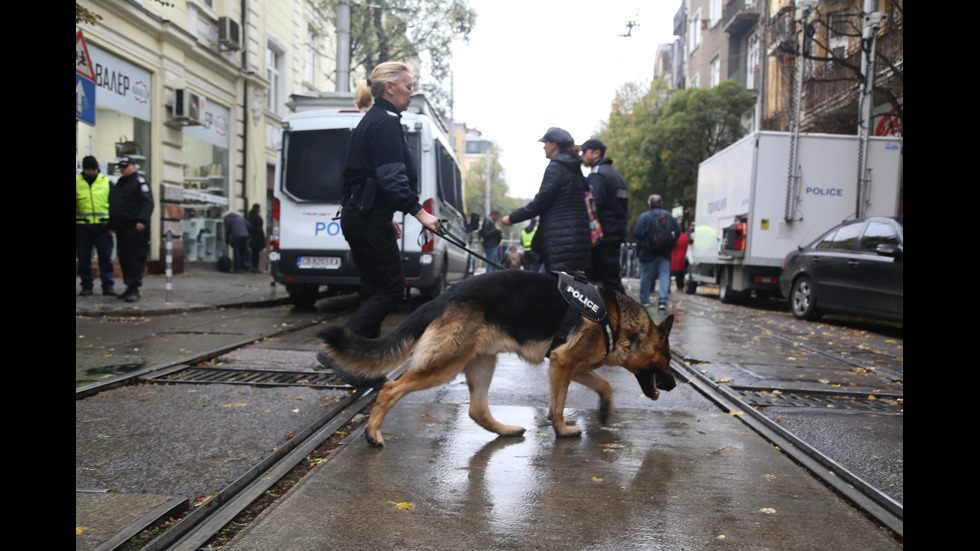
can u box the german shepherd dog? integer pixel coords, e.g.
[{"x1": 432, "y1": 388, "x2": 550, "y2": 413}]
[{"x1": 318, "y1": 270, "x2": 675, "y2": 446}]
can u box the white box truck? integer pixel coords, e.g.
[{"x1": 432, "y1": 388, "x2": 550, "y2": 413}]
[
  {"x1": 270, "y1": 92, "x2": 472, "y2": 308},
  {"x1": 687, "y1": 131, "x2": 902, "y2": 302}
]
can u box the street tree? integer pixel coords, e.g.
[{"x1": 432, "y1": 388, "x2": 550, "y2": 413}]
[
  {"x1": 463, "y1": 144, "x2": 523, "y2": 242},
  {"x1": 308, "y1": 0, "x2": 477, "y2": 118},
  {"x1": 598, "y1": 79, "x2": 754, "y2": 229}
]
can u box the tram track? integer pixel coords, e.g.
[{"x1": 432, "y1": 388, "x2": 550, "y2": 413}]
[
  {"x1": 77, "y1": 293, "x2": 902, "y2": 549},
  {"x1": 669, "y1": 294, "x2": 903, "y2": 540}
]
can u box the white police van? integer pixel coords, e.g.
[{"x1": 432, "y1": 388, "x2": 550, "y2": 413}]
[{"x1": 270, "y1": 92, "x2": 471, "y2": 308}]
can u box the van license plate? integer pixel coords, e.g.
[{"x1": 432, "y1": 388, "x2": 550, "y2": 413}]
[{"x1": 297, "y1": 256, "x2": 341, "y2": 269}]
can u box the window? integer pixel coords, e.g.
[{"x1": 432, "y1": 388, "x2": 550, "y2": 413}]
[
  {"x1": 860, "y1": 221, "x2": 901, "y2": 252},
  {"x1": 710, "y1": 56, "x2": 720, "y2": 87},
  {"x1": 816, "y1": 222, "x2": 862, "y2": 251},
  {"x1": 282, "y1": 129, "x2": 351, "y2": 203},
  {"x1": 266, "y1": 39, "x2": 286, "y2": 115},
  {"x1": 688, "y1": 8, "x2": 702, "y2": 53},
  {"x1": 710, "y1": 0, "x2": 721, "y2": 26},
  {"x1": 828, "y1": 11, "x2": 850, "y2": 59},
  {"x1": 305, "y1": 28, "x2": 317, "y2": 85},
  {"x1": 746, "y1": 32, "x2": 759, "y2": 90}
]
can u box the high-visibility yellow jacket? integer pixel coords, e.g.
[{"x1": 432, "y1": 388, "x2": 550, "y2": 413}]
[
  {"x1": 521, "y1": 224, "x2": 538, "y2": 249},
  {"x1": 76, "y1": 173, "x2": 111, "y2": 225}
]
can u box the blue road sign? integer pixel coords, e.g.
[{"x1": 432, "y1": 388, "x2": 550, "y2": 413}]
[{"x1": 76, "y1": 74, "x2": 96, "y2": 126}]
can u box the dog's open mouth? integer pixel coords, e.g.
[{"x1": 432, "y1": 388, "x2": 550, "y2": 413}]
[{"x1": 636, "y1": 369, "x2": 676, "y2": 401}]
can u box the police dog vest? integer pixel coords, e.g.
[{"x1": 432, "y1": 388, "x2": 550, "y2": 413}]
[{"x1": 550, "y1": 271, "x2": 614, "y2": 355}]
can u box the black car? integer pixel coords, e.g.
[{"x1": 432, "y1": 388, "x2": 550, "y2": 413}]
[{"x1": 779, "y1": 216, "x2": 903, "y2": 322}]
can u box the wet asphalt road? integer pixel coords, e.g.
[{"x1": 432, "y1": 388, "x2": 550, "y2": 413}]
[{"x1": 76, "y1": 278, "x2": 902, "y2": 549}]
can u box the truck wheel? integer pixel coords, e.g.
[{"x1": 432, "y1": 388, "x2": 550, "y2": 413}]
[
  {"x1": 790, "y1": 276, "x2": 820, "y2": 320},
  {"x1": 719, "y1": 267, "x2": 744, "y2": 304},
  {"x1": 286, "y1": 284, "x2": 319, "y2": 309}
]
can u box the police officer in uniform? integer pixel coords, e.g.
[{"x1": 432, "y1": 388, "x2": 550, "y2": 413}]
[
  {"x1": 76, "y1": 156, "x2": 116, "y2": 296},
  {"x1": 330, "y1": 61, "x2": 440, "y2": 387},
  {"x1": 109, "y1": 156, "x2": 154, "y2": 302}
]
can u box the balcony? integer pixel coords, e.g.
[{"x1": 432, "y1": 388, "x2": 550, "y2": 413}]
[
  {"x1": 803, "y1": 27, "x2": 902, "y2": 117},
  {"x1": 723, "y1": 0, "x2": 761, "y2": 36}
]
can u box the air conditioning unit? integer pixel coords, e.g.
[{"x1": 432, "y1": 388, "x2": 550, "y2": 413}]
[
  {"x1": 218, "y1": 16, "x2": 240, "y2": 50},
  {"x1": 171, "y1": 88, "x2": 206, "y2": 125}
]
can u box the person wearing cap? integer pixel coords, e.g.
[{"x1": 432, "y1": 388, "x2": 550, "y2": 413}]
[
  {"x1": 501, "y1": 127, "x2": 590, "y2": 273},
  {"x1": 581, "y1": 138, "x2": 629, "y2": 293},
  {"x1": 109, "y1": 156, "x2": 154, "y2": 302},
  {"x1": 76, "y1": 156, "x2": 116, "y2": 296}
]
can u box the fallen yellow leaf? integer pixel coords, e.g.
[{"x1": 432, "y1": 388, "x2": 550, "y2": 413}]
[{"x1": 592, "y1": 476, "x2": 604, "y2": 482}]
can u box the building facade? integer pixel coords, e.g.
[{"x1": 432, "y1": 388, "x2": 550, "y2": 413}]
[
  {"x1": 653, "y1": 0, "x2": 902, "y2": 138},
  {"x1": 76, "y1": 0, "x2": 336, "y2": 273}
]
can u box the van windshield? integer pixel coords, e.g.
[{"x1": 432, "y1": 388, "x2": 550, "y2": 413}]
[{"x1": 282, "y1": 128, "x2": 422, "y2": 203}]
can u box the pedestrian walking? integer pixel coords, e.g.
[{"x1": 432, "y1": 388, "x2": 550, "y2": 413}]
[
  {"x1": 581, "y1": 138, "x2": 629, "y2": 292},
  {"x1": 330, "y1": 61, "x2": 440, "y2": 388},
  {"x1": 502, "y1": 127, "x2": 590, "y2": 274},
  {"x1": 671, "y1": 228, "x2": 690, "y2": 291},
  {"x1": 634, "y1": 194, "x2": 680, "y2": 309}
]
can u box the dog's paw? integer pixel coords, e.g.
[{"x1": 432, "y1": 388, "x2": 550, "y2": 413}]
[
  {"x1": 365, "y1": 431, "x2": 386, "y2": 447},
  {"x1": 555, "y1": 427, "x2": 583, "y2": 438}
]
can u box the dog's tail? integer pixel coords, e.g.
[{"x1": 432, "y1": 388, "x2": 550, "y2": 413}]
[{"x1": 317, "y1": 301, "x2": 443, "y2": 377}]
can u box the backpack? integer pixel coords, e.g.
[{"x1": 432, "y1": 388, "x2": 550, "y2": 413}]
[{"x1": 646, "y1": 211, "x2": 676, "y2": 253}]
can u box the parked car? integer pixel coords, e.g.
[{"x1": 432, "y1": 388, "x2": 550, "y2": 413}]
[{"x1": 779, "y1": 216, "x2": 903, "y2": 322}]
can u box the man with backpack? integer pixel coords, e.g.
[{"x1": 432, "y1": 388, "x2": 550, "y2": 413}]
[{"x1": 634, "y1": 194, "x2": 681, "y2": 310}]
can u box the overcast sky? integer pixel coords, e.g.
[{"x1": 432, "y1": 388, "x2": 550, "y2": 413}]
[{"x1": 450, "y1": 0, "x2": 680, "y2": 199}]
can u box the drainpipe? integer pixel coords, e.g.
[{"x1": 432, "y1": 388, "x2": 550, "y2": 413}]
[
  {"x1": 241, "y1": 0, "x2": 249, "y2": 213},
  {"x1": 337, "y1": 1, "x2": 351, "y2": 91}
]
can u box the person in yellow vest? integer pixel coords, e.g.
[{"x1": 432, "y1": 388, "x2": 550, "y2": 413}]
[
  {"x1": 76, "y1": 156, "x2": 116, "y2": 296},
  {"x1": 520, "y1": 218, "x2": 543, "y2": 273}
]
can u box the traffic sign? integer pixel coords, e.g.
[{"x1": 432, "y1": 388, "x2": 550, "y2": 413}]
[
  {"x1": 76, "y1": 30, "x2": 96, "y2": 81},
  {"x1": 76, "y1": 30, "x2": 96, "y2": 126},
  {"x1": 77, "y1": 74, "x2": 96, "y2": 126}
]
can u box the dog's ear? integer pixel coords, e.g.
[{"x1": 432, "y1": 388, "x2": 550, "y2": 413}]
[{"x1": 657, "y1": 314, "x2": 674, "y2": 339}]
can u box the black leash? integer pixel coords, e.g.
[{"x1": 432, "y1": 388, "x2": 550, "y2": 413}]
[{"x1": 420, "y1": 219, "x2": 507, "y2": 271}]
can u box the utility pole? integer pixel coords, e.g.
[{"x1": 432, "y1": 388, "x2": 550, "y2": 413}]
[
  {"x1": 784, "y1": 0, "x2": 817, "y2": 221},
  {"x1": 856, "y1": 0, "x2": 887, "y2": 218}
]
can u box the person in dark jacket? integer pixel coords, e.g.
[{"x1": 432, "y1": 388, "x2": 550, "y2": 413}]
[
  {"x1": 634, "y1": 194, "x2": 681, "y2": 309},
  {"x1": 108, "y1": 156, "x2": 154, "y2": 302},
  {"x1": 480, "y1": 211, "x2": 503, "y2": 272},
  {"x1": 330, "y1": 61, "x2": 440, "y2": 388},
  {"x1": 581, "y1": 138, "x2": 628, "y2": 292},
  {"x1": 247, "y1": 203, "x2": 266, "y2": 272},
  {"x1": 223, "y1": 211, "x2": 250, "y2": 273},
  {"x1": 502, "y1": 127, "x2": 590, "y2": 274}
]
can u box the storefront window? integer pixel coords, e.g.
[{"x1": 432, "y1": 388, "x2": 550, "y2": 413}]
[
  {"x1": 182, "y1": 101, "x2": 231, "y2": 262},
  {"x1": 76, "y1": 44, "x2": 152, "y2": 183}
]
